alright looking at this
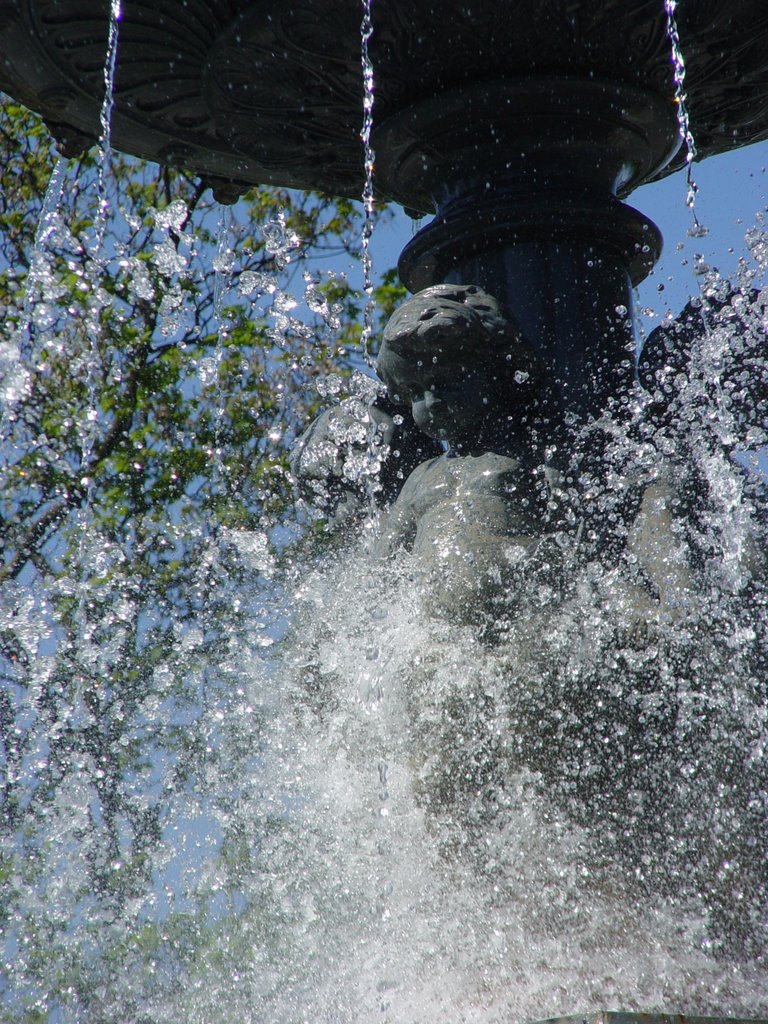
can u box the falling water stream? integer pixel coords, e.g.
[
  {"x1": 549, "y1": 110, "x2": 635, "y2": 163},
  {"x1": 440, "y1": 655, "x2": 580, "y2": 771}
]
[
  {"x1": 2, "y1": 4, "x2": 768, "y2": 1024},
  {"x1": 13, "y1": 157, "x2": 67, "y2": 370},
  {"x1": 663, "y1": 0, "x2": 713, "y2": 253},
  {"x1": 359, "y1": 0, "x2": 377, "y2": 365}
]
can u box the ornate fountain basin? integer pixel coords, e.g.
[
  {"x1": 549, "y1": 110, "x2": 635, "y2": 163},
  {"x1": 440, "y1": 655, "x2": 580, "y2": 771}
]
[
  {"x1": 1, "y1": 0, "x2": 767, "y2": 207},
  {"x1": 3, "y1": 0, "x2": 768, "y2": 423}
]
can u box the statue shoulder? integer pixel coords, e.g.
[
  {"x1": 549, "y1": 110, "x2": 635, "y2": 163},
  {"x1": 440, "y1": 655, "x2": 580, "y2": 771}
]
[
  {"x1": 455, "y1": 452, "x2": 528, "y2": 496},
  {"x1": 394, "y1": 453, "x2": 453, "y2": 502}
]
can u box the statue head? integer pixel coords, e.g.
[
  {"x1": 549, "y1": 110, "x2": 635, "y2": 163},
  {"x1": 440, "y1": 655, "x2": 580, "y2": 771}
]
[{"x1": 376, "y1": 284, "x2": 540, "y2": 450}]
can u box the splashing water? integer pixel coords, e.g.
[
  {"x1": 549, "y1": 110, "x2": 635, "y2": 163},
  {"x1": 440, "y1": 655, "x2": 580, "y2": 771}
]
[
  {"x1": 0, "y1": 53, "x2": 387, "y2": 1014},
  {"x1": 14, "y1": 158, "x2": 68, "y2": 369},
  {"x1": 149, "y1": 196, "x2": 196, "y2": 335},
  {"x1": 154, "y1": 213, "x2": 768, "y2": 1023},
  {"x1": 35, "y1": 238, "x2": 768, "y2": 1024},
  {"x1": 4, "y1": 159, "x2": 768, "y2": 1024},
  {"x1": 5, "y1": 254, "x2": 768, "y2": 1019},
  {"x1": 0, "y1": 157, "x2": 68, "y2": 459},
  {"x1": 93, "y1": 459, "x2": 768, "y2": 1024}
]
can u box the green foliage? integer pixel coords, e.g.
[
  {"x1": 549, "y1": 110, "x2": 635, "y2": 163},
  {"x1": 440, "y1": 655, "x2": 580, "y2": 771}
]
[{"x1": 0, "y1": 96, "x2": 394, "y2": 1019}]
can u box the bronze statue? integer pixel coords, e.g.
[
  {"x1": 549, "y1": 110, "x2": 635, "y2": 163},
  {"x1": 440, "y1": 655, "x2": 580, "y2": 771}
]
[
  {"x1": 290, "y1": 281, "x2": 768, "y2": 958},
  {"x1": 372, "y1": 284, "x2": 564, "y2": 623},
  {"x1": 293, "y1": 282, "x2": 765, "y2": 631}
]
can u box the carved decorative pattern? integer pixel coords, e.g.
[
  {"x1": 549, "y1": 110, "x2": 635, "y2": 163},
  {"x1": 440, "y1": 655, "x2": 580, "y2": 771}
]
[
  {"x1": 1, "y1": 0, "x2": 768, "y2": 203},
  {"x1": 202, "y1": 4, "x2": 363, "y2": 191}
]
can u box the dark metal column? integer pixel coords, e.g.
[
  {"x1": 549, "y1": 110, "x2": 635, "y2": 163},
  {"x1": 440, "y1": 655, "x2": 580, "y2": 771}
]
[{"x1": 375, "y1": 78, "x2": 678, "y2": 425}]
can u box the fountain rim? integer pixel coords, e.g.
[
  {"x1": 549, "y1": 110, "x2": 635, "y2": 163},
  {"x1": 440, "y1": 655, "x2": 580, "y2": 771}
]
[
  {"x1": 3, "y1": 0, "x2": 768, "y2": 209},
  {"x1": 372, "y1": 76, "x2": 683, "y2": 215}
]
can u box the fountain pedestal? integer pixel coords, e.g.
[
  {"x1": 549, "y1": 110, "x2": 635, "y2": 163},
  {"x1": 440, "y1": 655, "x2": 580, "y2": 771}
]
[{"x1": 374, "y1": 77, "x2": 677, "y2": 422}]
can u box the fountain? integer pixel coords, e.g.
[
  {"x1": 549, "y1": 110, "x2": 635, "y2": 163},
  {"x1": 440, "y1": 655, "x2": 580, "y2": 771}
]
[
  {"x1": 3, "y1": 0, "x2": 768, "y2": 418},
  {"x1": 2, "y1": 1, "x2": 768, "y2": 1022}
]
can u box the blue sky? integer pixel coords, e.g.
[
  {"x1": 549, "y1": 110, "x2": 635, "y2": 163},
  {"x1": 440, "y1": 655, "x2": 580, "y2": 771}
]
[{"x1": 635, "y1": 140, "x2": 768, "y2": 316}]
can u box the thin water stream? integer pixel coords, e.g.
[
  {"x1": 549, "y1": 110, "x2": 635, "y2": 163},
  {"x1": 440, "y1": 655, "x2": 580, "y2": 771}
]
[
  {"x1": 664, "y1": 0, "x2": 705, "y2": 234},
  {"x1": 359, "y1": 0, "x2": 377, "y2": 364}
]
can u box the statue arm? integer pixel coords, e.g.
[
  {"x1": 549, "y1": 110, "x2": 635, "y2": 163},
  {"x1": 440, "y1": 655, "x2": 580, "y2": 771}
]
[
  {"x1": 373, "y1": 460, "x2": 437, "y2": 556},
  {"x1": 290, "y1": 392, "x2": 442, "y2": 522}
]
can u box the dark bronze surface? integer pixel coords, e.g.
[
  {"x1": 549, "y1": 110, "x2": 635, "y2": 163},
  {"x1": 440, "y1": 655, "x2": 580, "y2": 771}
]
[{"x1": 1, "y1": 1, "x2": 768, "y2": 206}]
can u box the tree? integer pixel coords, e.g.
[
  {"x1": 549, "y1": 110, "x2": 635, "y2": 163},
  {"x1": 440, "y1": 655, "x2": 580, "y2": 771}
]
[{"x1": 0, "y1": 96, "x2": 399, "y2": 1020}]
